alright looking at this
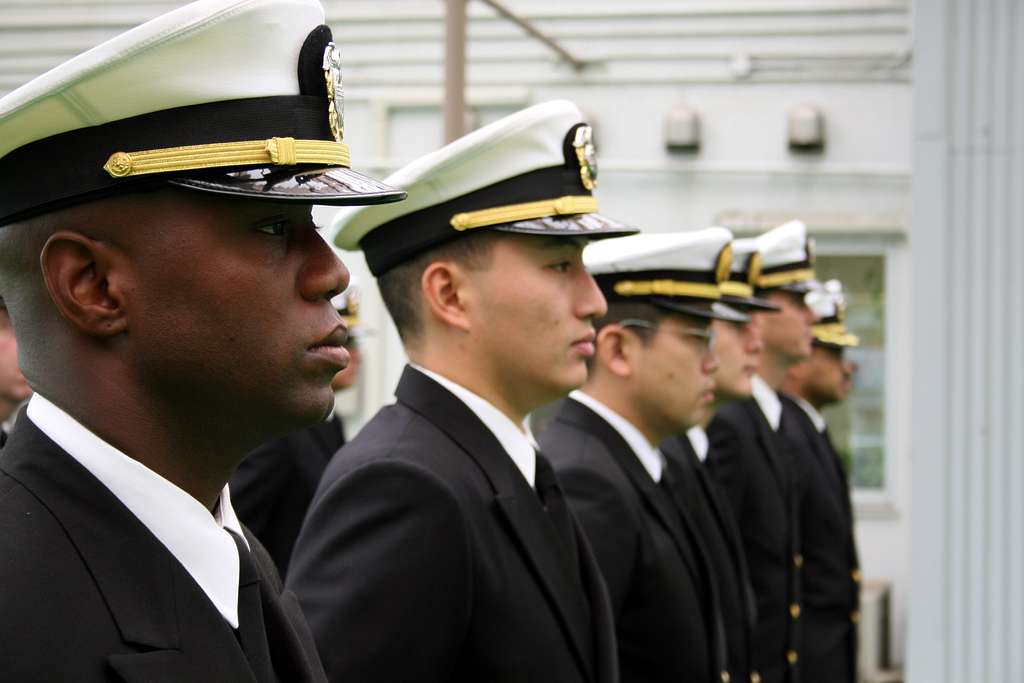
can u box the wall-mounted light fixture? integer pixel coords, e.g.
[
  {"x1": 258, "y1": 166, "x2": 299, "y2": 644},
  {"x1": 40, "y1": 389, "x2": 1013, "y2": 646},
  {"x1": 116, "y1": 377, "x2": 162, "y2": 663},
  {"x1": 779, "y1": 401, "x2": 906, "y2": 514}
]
[
  {"x1": 664, "y1": 104, "x2": 701, "y2": 152},
  {"x1": 787, "y1": 104, "x2": 826, "y2": 152}
]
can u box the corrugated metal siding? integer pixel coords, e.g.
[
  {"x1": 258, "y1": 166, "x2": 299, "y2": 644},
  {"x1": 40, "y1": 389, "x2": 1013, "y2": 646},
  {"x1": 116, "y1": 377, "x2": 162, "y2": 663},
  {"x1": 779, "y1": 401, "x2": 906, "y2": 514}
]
[{"x1": 909, "y1": 1, "x2": 1024, "y2": 681}]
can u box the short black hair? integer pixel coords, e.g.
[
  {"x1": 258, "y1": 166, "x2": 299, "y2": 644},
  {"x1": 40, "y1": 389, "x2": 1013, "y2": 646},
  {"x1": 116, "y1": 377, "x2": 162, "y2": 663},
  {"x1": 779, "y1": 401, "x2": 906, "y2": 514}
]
[
  {"x1": 585, "y1": 301, "x2": 667, "y2": 372},
  {"x1": 377, "y1": 230, "x2": 499, "y2": 344},
  {"x1": 594, "y1": 301, "x2": 666, "y2": 340}
]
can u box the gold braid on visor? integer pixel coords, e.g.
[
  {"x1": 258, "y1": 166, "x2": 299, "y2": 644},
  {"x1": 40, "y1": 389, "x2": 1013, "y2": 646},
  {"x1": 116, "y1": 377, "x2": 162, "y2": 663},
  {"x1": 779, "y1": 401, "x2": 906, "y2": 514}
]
[
  {"x1": 103, "y1": 136, "x2": 351, "y2": 178},
  {"x1": 614, "y1": 279, "x2": 721, "y2": 300},
  {"x1": 756, "y1": 267, "x2": 815, "y2": 289},
  {"x1": 450, "y1": 195, "x2": 598, "y2": 231},
  {"x1": 720, "y1": 281, "x2": 754, "y2": 298}
]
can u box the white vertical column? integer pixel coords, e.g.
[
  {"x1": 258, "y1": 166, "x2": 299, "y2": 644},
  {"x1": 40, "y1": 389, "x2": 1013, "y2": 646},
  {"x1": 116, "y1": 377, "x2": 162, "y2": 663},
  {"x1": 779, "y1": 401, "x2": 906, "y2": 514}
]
[{"x1": 908, "y1": 1, "x2": 1024, "y2": 681}]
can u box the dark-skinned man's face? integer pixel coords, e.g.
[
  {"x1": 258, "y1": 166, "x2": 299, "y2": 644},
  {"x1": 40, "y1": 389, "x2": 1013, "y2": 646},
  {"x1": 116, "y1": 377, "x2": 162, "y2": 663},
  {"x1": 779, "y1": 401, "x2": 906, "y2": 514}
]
[{"x1": 109, "y1": 189, "x2": 350, "y2": 432}]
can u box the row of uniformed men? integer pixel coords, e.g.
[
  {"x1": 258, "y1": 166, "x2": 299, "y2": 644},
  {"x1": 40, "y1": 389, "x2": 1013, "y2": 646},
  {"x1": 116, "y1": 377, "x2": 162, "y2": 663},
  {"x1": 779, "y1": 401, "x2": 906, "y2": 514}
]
[{"x1": 0, "y1": 1, "x2": 858, "y2": 682}]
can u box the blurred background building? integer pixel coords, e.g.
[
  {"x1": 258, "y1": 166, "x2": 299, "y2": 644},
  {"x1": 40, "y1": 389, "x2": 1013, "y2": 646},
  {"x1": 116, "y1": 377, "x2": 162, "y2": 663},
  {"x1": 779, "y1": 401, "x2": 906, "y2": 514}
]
[{"x1": 0, "y1": 1, "x2": 1019, "y2": 681}]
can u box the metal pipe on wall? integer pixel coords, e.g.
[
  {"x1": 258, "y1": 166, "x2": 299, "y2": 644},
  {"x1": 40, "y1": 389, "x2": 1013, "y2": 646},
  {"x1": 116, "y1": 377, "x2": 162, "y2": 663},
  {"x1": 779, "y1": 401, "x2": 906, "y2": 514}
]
[{"x1": 444, "y1": 0, "x2": 467, "y2": 143}]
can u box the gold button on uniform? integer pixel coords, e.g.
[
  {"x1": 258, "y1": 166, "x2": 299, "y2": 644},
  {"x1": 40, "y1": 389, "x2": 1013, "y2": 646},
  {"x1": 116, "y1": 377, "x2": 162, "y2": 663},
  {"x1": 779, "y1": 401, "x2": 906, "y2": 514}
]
[
  {"x1": 787, "y1": 650, "x2": 799, "y2": 665},
  {"x1": 851, "y1": 610, "x2": 861, "y2": 624},
  {"x1": 720, "y1": 672, "x2": 731, "y2": 683},
  {"x1": 789, "y1": 603, "x2": 801, "y2": 619},
  {"x1": 794, "y1": 553, "x2": 804, "y2": 568},
  {"x1": 750, "y1": 673, "x2": 762, "y2": 683},
  {"x1": 851, "y1": 568, "x2": 862, "y2": 583}
]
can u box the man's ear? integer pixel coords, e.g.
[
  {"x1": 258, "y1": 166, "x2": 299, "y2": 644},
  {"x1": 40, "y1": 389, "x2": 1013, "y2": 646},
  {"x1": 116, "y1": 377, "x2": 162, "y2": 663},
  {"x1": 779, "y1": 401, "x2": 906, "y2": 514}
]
[
  {"x1": 595, "y1": 325, "x2": 638, "y2": 379},
  {"x1": 40, "y1": 231, "x2": 129, "y2": 338},
  {"x1": 420, "y1": 259, "x2": 473, "y2": 334}
]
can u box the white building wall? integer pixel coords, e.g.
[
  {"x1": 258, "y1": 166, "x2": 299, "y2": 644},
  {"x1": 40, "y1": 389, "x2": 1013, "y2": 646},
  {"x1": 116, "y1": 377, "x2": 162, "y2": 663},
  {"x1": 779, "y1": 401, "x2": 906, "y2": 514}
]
[
  {"x1": 0, "y1": 0, "x2": 916, "y2": 673},
  {"x1": 909, "y1": 1, "x2": 1024, "y2": 681}
]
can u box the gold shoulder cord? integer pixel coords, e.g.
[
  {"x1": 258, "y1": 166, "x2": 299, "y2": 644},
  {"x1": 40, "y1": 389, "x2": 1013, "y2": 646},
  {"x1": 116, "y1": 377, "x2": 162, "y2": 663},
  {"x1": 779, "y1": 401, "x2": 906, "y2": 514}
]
[{"x1": 103, "y1": 137, "x2": 350, "y2": 178}]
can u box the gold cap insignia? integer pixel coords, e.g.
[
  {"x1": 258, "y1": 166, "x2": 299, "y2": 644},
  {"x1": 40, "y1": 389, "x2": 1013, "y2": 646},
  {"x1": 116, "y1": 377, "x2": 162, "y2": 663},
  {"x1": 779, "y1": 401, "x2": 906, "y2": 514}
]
[
  {"x1": 747, "y1": 251, "x2": 763, "y2": 287},
  {"x1": 322, "y1": 42, "x2": 345, "y2": 143},
  {"x1": 715, "y1": 243, "x2": 733, "y2": 284},
  {"x1": 573, "y1": 125, "x2": 598, "y2": 191}
]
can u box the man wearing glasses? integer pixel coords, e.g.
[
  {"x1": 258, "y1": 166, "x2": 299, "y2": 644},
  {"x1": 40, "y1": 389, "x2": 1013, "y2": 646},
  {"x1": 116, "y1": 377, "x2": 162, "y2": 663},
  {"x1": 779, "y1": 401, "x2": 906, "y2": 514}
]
[
  {"x1": 538, "y1": 229, "x2": 744, "y2": 683},
  {"x1": 705, "y1": 220, "x2": 819, "y2": 683},
  {"x1": 659, "y1": 236, "x2": 781, "y2": 683}
]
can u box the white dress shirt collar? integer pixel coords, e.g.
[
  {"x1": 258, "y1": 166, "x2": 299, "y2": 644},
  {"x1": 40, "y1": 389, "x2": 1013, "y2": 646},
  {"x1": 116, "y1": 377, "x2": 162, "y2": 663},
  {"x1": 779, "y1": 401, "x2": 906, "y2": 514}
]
[
  {"x1": 410, "y1": 364, "x2": 537, "y2": 488},
  {"x1": 26, "y1": 393, "x2": 247, "y2": 628},
  {"x1": 751, "y1": 374, "x2": 783, "y2": 431},
  {"x1": 790, "y1": 394, "x2": 827, "y2": 433},
  {"x1": 570, "y1": 390, "x2": 664, "y2": 483},
  {"x1": 686, "y1": 426, "x2": 710, "y2": 463}
]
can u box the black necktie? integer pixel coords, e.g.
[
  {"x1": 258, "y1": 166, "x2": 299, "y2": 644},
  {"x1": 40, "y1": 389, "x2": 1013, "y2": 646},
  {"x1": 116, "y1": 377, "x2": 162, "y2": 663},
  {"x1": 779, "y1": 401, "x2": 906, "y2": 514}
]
[
  {"x1": 227, "y1": 530, "x2": 277, "y2": 683},
  {"x1": 534, "y1": 451, "x2": 582, "y2": 583}
]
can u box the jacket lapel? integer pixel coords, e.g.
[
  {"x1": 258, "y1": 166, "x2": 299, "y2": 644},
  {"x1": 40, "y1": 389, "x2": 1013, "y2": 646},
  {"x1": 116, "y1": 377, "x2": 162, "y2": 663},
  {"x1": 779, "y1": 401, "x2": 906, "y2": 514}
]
[
  {"x1": 683, "y1": 440, "x2": 760, "y2": 631},
  {"x1": 395, "y1": 367, "x2": 596, "y2": 682},
  {"x1": 779, "y1": 396, "x2": 848, "y2": 518},
  {"x1": 743, "y1": 398, "x2": 792, "y2": 497},
  {"x1": 558, "y1": 400, "x2": 730, "y2": 678},
  {"x1": 555, "y1": 400, "x2": 705, "y2": 593},
  {"x1": 1, "y1": 418, "x2": 257, "y2": 683},
  {"x1": 573, "y1": 514, "x2": 619, "y2": 683}
]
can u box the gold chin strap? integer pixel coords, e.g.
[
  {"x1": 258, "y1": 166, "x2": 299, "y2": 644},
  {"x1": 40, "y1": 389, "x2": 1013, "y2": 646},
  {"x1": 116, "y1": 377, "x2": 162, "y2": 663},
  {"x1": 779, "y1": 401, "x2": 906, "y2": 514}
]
[
  {"x1": 756, "y1": 267, "x2": 815, "y2": 289},
  {"x1": 450, "y1": 195, "x2": 598, "y2": 231},
  {"x1": 613, "y1": 279, "x2": 721, "y2": 300},
  {"x1": 720, "y1": 281, "x2": 754, "y2": 298},
  {"x1": 102, "y1": 137, "x2": 351, "y2": 178}
]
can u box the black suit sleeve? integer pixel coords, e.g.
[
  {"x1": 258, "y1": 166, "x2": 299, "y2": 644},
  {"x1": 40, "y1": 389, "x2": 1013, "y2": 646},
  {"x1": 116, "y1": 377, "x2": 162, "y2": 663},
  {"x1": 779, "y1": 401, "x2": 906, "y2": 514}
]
[
  {"x1": 287, "y1": 460, "x2": 473, "y2": 683},
  {"x1": 231, "y1": 440, "x2": 293, "y2": 539},
  {"x1": 706, "y1": 416, "x2": 748, "y2": 519},
  {"x1": 557, "y1": 463, "x2": 640, "y2": 616}
]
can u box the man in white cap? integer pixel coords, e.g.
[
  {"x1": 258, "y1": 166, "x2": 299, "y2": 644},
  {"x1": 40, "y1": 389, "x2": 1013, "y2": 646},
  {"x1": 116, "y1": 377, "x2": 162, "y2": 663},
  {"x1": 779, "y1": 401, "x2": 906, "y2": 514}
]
[
  {"x1": 537, "y1": 228, "x2": 742, "y2": 683},
  {"x1": 780, "y1": 280, "x2": 861, "y2": 683},
  {"x1": 0, "y1": 1, "x2": 404, "y2": 680},
  {"x1": 659, "y1": 236, "x2": 781, "y2": 683},
  {"x1": 704, "y1": 220, "x2": 818, "y2": 683},
  {"x1": 231, "y1": 279, "x2": 364, "y2": 576},
  {"x1": 288, "y1": 100, "x2": 634, "y2": 683}
]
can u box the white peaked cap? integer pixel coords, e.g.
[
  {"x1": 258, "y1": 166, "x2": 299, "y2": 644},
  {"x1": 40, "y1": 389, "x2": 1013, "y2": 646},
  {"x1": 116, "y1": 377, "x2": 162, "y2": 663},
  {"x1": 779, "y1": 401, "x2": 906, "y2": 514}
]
[
  {"x1": 331, "y1": 99, "x2": 635, "y2": 275},
  {"x1": 808, "y1": 279, "x2": 859, "y2": 347},
  {"x1": 584, "y1": 228, "x2": 746, "y2": 321},
  {"x1": 729, "y1": 238, "x2": 759, "y2": 274},
  {"x1": 719, "y1": 236, "x2": 780, "y2": 311},
  {"x1": 585, "y1": 227, "x2": 732, "y2": 275},
  {"x1": 806, "y1": 279, "x2": 846, "y2": 320},
  {"x1": 753, "y1": 220, "x2": 816, "y2": 291},
  {"x1": 0, "y1": 0, "x2": 404, "y2": 225},
  {"x1": 0, "y1": 0, "x2": 323, "y2": 158}
]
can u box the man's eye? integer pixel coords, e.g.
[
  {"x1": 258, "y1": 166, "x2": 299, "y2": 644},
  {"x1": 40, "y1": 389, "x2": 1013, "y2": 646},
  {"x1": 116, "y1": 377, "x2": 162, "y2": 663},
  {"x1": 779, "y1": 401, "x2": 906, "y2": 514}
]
[
  {"x1": 255, "y1": 220, "x2": 288, "y2": 236},
  {"x1": 550, "y1": 261, "x2": 571, "y2": 273}
]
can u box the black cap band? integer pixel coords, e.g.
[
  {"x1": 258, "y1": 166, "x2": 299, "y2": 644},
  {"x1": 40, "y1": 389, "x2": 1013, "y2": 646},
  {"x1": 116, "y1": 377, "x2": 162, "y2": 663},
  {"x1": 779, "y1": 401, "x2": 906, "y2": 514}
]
[
  {"x1": 0, "y1": 95, "x2": 336, "y2": 226},
  {"x1": 361, "y1": 163, "x2": 591, "y2": 275}
]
